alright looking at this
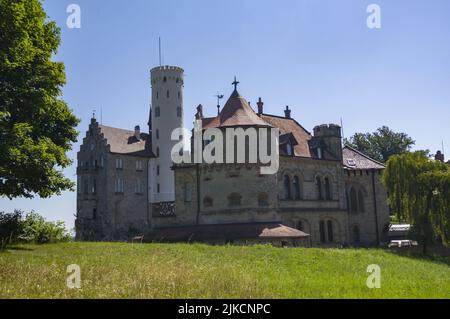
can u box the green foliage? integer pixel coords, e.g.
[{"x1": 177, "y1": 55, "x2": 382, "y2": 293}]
[
  {"x1": 344, "y1": 126, "x2": 415, "y2": 163},
  {"x1": 383, "y1": 152, "x2": 450, "y2": 249},
  {"x1": 0, "y1": 210, "x2": 71, "y2": 248},
  {"x1": 0, "y1": 0, "x2": 79, "y2": 199}
]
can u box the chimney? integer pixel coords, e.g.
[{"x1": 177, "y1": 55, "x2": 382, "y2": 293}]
[
  {"x1": 134, "y1": 125, "x2": 141, "y2": 140},
  {"x1": 435, "y1": 150, "x2": 444, "y2": 162},
  {"x1": 195, "y1": 104, "x2": 203, "y2": 120},
  {"x1": 257, "y1": 97, "x2": 264, "y2": 115},
  {"x1": 284, "y1": 105, "x2": 291, "y2": 119}
]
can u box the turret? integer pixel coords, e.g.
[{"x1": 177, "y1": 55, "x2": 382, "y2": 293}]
[
  {"x1": 312, "y1": 124, "x2": 342, "y2": 160},
  {"x1": 149, "y1": 65, "x2": 184, "y2": 203}
]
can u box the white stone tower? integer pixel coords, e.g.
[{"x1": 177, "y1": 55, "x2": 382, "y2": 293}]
[{"x1": 149, "y1": 66, "x2": 184, "y2": 203}]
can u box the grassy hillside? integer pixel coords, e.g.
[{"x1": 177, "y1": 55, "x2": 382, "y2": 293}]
[{"x1": 0, "y1": 243, "x2": 449, "y2": 298}]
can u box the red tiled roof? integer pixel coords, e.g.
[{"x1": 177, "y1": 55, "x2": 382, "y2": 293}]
[{"x1": 203, "y1": 90, "x2": 272, "y2": 128}]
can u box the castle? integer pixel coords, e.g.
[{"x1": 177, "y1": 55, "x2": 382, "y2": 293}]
[{"x1": 75, "y1": 65, "x2": 390, "y2": 247}]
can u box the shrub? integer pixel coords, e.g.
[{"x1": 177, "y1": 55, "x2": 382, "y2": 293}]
[{"x1": 0, "y1": 210, "x2": 72, "y2": 249}]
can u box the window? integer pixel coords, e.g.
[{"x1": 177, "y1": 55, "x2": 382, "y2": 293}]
[
  {"x1": 115, "y1": 158, "x2": 123, "y2": 169},
  {"x1": 156, "y1": 129, "x2": 159, "y2": 139},
  {"x1": 352, "y1": 225, "x2": 360, "y2": 244},
  {"x1": 203, "y1": 196, "x2": 213, "y2": 208},
  {"x1": 155, "y1": 106, "x2": 160, "y2": 117},
  {"x1": 166, "y1": 90, "x2": 170, "y2": 98},
  {"x1": 324, "y1": 177, "x2": 331, "y2": 200},
  {"x1": 327, "y1": 220, "x2": 334, "y2": 242},
  {"x1": 317, "y1": 147, "x2": 323, "y2": 159},
  {"x1": 293, "y1": 176, "x2": 301, "y2": 200},
  {"x1": 136, "y1": 160, "x2": 143, "y2": 171},
  {"x1": 258, "y1": 192, "x2": 269, "y2": 207},
  {"x1": 115, "y1": 178, "x2": 124, "y2": 193},
  {"x1": 156, "y1": 91, "x2": 159, "y2": 99},
  {"x1": 184, "y1": 183, "x2": 192, "y2": 202},
  {"x1": 135, "y1": 178, "x2": 143, "y2": 194},
  {"x1": 93, "y1": 208, "x2": 97, "y2": 220},
  {"x1": 177, "y1": 106, "x2": 182, "y2": 117},
  {"x1": 92, "y1": 178, "x2": 97, "y2": 194},
  {"x1": 163, "y1": 76, "x2": 167, "y2": 82},
  {"x1": 100, "y1": 156, "x2": 104, "y2": 167},
  {"x1": 319, "y1": 221, "x2": 326, "y2": 243},
  {"x1": 90, "y1": 143, "x2": 95, "y2": 151},
  {"x1": 358, "y1": 190, "x2": 365, "y2": 212},
  {"x1": 178, "y1": 91, "x2": 181, "y2": 99},
  {"x1": 349, "y1": 188, "x2": 358, "y2": 213},
  {"x1": 156, "y1": 147, "x2": 160, "y2": 157},
  {"x1": 157, "y1": 183, "x2": 160, "y2": 193},
  {"x1": 157, "y1": 165, "x2": 160, "y2": 176},
  {"x1": 316, "y1": 176, "x2": 323, "y2": 200},
  {"x1": 228, "y1": 193, "x2": 242, "y2": 206},
  {"x1": 283, "y1": 175, "x2": 292, "y2": 200},
  {"x1": 286, "y1": 143, "x2": 293, "y2": 156}
]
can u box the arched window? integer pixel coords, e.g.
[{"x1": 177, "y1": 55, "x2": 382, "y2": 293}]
[
  {"x1": 178, "y1": 91, "x2": 181, "y2": 99},
  {"x1": 258, "y1": 192, "x2": 269, "y2": 207},
  {"x1": 293, "y1": 176, "x2": 301, "y2": 200},
  {"x1": 324, "y1": 177, "x2": 331, "y2": 200},
  {"x1": 352, "y1": 225, "x2": 360, "y2": 244},
  {"x1": 358, "y1": 190, "x2": 365, "y2": 212},
  {"x1": 316, "y1": 176, "x2": 323, "y2": 200},
  {"x1": 156, "y1": 147, "x2": 160, "y2": 157},
  {"x1": 284, "y1": 175, "x2": 292, "y2": 200},
  {"x1": 203, "y1": 196, "x2": 213, "y2": 208},
  {"x1": 155, "y1": 106, "x2": 160, "y2": 117},
  {"x1": 156, "y1": 91, "x2": 159, "y2": 99},
  {"x1": 349, "y1": 187, "x2": 358, "y2": 213},
  {"x1": 228, "y1": 193, "x2": 242, "y2": 206},
  {"x1": 327, "y1": 220, "x2": 334, "y2": 242}
]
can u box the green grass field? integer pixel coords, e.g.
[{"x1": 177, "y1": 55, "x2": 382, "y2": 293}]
[{"x1": 0, "y1": 243, "x2": 449, "y2": 299}]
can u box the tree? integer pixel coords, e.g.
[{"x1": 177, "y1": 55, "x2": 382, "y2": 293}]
[
  {"x1": 0, "y1": 0, "x2": 79, "y2": 199},
  {"x1": 382, "y1": 152, "x2": 450, "y2": 253},
  {"x1": 344, "y1": 126, "x2": 415, "y2": 163}
]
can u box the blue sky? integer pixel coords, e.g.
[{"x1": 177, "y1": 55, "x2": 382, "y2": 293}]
[{"x1": 1, "y1": 0, "x2": 449, "y2": 230}]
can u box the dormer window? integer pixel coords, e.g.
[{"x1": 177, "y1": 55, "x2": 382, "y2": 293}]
[
  {"x1": 347, "y1": 159, "x2": 356, "y2": 167},
  {"x1": 286, "y1": 143, "x2": 293, "y2": 156}
]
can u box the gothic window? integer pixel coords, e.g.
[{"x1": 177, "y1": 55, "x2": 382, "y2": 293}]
[
  {"x1": 203, "y1": 196, "x2": 213, "y2": 208},
  {"x1": 324, "y1": 177, "x2": 331, "y2": 200},
  {"x1": 283, "y1": 175, "x2": 292, "y2": 200},
  {"x1": 319, "y1": 220, "x2": 326, "y2": 243},
  {"x1": 177, "y1": 106, "x2": 182, "y2": 117},
  {"x1": 352, "y1": 225, "x2": 360, "y2": 244},
  {"x1": 115, "y1": 178, "x2": 124, "y2": 193},
  {"x1": 316, "y1": 176, "x2": 323, "y2": 200},
  {"x1": 327, "y1": 220, "x2": 334, "y2": 242},
  {"x1": 358, "y1": 190, "x2": 365, "y2": 212},
  {"x1": 115, "y1": 158, "x2": 123, "y2": 169},
  {"x1": 293, "y1": 176, "x2": 301, "y2": 200},
  {"x1": 349, "y1": 187, "x2": 358, "y2": 213},
  {"x1": 228, "y1": 193, "x2": 242, "y2": 207},
  {"x1": 156, "y1": 91, "x2": 159, "y2": 99},
  {"x1": 258, "y1": 192, "x2": 269, "y2": 207},
  {"x1": 184, "y1": 183, "x2": 192, "y2": 202},
  {"x1": 155, "y1": 106, "x2": 160, "y2": 117}
]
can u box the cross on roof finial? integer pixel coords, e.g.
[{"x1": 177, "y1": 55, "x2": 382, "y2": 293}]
[
  {"x1": 232, "y1": 76, "x2": 239, "y2": 91},
  {"x1": 92, "y1": 109, "x2": 96, "y2": 119}
]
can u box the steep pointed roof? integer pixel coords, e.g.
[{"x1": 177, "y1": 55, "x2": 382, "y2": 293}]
[
  {"x1": 208, "y1": 90, "x2": 272, "y2": 128},
  {"x1": 342, "y1": 145, "x2": 385, "y2": 170}
]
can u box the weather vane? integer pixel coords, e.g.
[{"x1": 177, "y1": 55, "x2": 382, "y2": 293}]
[{"x1": 215, "y1": 93, "x2": 224, "y2": 115}]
